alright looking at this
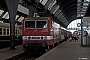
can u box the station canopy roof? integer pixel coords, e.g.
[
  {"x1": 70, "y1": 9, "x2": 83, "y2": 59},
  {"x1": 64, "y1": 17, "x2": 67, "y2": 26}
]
[
  {"x1": 0, "y1": 0, "x2": 90, "y2": 28},
  {"x1": 23, "y1": 0, "x2": 90, "y2": 28}
]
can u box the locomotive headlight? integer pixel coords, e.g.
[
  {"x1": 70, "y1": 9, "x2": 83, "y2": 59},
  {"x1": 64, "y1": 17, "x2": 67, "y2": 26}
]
[
  {"x1": 23, "y1": 36, "x2": 27, "y2": 40},
  {"x1": 43, "y1": 36, "x2": 47, "y2": 40},
  {"x1": 24, "y1": 36, "x2": 27, "y2": 40}
]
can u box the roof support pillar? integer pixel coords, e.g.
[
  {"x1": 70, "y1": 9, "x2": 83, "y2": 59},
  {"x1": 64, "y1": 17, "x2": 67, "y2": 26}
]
[
  {"x1": 81, "y1": 18, "x2": 83, "y2": 46},
  {"x1": 5, "y1": 0, "x2": 19, "y2": 50}
]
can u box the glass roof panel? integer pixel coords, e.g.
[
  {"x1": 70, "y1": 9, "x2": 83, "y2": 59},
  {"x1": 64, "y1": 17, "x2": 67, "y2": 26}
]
[
  {"x1": 77, "y1": 0, "x2": 90, "y2": 17},
  {"x1": 2, "y1": 12, "x2": 8, "y2": 19},
  {"x1": 82, "y1": 9, "x2": 87, "y2": 11},
  {"x1": 77, "y1": 14, "x2": 80, "y2": 17},
  {"x1": 5, "y1": 14, "x2": 9, "y2": 19},
  {"x1": 84, "y1": 0, "x2": 90, "y2": 2},
  {"x1": 18, "y1": 16, "x2": 24, "y2": 22},
  {"x1": 78, "y1": 0, "x2": 82, "y2": 2},
  {"x1": 0, "y1": 10, "x2": 4, "y2": 16},
  {"x1": 19, "y1": 17, "x2": 24, "y2": 22},
  {"x1": 15, "y1": 15, "x2": 19, "y2": 19},
  {"x1": 83, "y1": 3, "x2": 89, "y2": 6},
  {"x1": 83, "y1": 6, "x2": 88, "y2": 9},
  {"x1": 81, "y1": 14, "x2": 84, "y2": 17},
  {"x1": 81, "y1": 12, "x2": 86, "y2": 13},
  {"x1": 77, "y1": 3, "x2": 81, "y2": 6},
  {"x1": 39, "y1": 0, "x2": 48, "y2": 5},
  {"x1": 18, "y1": 16, "x2": 22, "y2": 22}
]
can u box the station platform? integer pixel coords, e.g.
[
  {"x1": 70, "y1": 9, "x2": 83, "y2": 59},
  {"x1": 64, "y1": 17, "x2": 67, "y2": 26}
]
[
  {"x1": 36, "y1": 40, "x2": 90, "y2": 60},
  {"x1": 0, "y1": 45, "x2": 23, "y2": 60}
]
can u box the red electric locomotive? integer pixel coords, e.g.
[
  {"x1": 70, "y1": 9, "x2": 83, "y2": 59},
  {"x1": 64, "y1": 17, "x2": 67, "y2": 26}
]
[{"x1": 22, "y1": 17, "x2": 60, "y2": 52}]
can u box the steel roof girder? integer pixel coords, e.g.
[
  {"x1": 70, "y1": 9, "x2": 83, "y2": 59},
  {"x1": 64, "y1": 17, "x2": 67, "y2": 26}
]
[
  {"x1": 59, "y1": 17, "x2": 66, "y2": 22},
  {"x1": 54, "y1": 9, "x2": 62, "y2": 17},
  {"x1": 66, "y1": 12, "x2": 77, "y2": 20},
  {"x1": 50, "y1": 4, "x2": 57, "y2": 13},
  {"x1": 59, "y1": 15, "x2": 65, "y2": 21},
  {"x1": 63, "y1": 4, "x2": 76, "y2": 13},
  {"x1": 64, "y1": 7, "x2": 77, "y2": 15},
  {"x1": 52, "y1": 5, "x2": 60, "y2": 14},
  {"x1": 61, "y1": 18, "x2": 66, "y2": 22},
  {"x1": 44, "y1": 0, "x2": 57, "y2": 11},
  {"x1": 62, "y1": 19, "x2": 68, "y2": 26},
  {"x1": 57, "y1": 12, "x2": 63, "y2": 19},
  {"x1": 44, "y1": 0, "x2": 52, "y2": 10},
  {"x1": 61, "y1": 0, "x2": 76, "y2": 11},
  {"x1": 58, "y1": 14, "x2": 65, "y2": 21},
  {"x1": 64, "y1": 22, "x2": 68, "y2": 26},
  {"x1": 59, "y1": 17, "x2": 69, "y2": 25},
  {"x1": 34, "y1": 0, "x2": 40, "y2": 3},
  {"x1": 50, "y1": 4, "x2": 59, "y2": 14}
]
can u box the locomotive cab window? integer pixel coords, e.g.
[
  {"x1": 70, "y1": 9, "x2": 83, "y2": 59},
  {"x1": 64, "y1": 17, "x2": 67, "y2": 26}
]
[
  {"x1": 25, "y1": 21, "x2": 35, "y2": 28},
  {"x1": 24, "y1": 20, "x2": 47, "y2": 28},
  {"x1": 36, "y1": 21, "x2": 47, "y2": 28}
]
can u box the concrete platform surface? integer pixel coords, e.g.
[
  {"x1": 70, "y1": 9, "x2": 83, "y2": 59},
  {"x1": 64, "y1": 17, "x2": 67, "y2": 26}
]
[
  {"x1": 0, "y1": 45, "x2": 23, "y2": 60},
  {"x1": 36, "y1": 41, "x2": 90, "y2": 60}
]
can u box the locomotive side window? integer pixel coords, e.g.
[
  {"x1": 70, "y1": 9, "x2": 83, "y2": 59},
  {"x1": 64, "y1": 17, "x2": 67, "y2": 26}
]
[
  {"x1": 0, "y1": 28, "x2": 2, "y2": 35},
  {"x1": 25, "y1": 21, "x2": 35, "y2": 28},
  {"x1": 36, "y1": 21, "x2": 47, "y2": 28}
]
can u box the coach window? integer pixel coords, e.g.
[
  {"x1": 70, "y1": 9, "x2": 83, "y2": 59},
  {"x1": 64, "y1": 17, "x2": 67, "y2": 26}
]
[
  {"x1": 0, "y1": 28, "x2": 2, "y2": 35},
  {"x1": 36, "y1": 21, "x2": 47, "y2": 28},
  {"x1": 18, "y1": 30, "x2": 20, "y2": 35},
  {"x1": 3, "y1": 28, "x2": 6, "y2": 35},
  {"x1": 15, "y1": 29, "x2": 17, "y2": 35},
  {"x1": 7, "y1": 29, "x2": 9, "y2": 35},
  {"x1": 17, "y1": 29, "x2": 19, "y2": 35}
]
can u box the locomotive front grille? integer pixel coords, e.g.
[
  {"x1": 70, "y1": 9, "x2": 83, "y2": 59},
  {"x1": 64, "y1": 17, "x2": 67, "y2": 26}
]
[
  {"x1": 23, "y1": 36, "x2": 53, "y2": 40},
  {"x1": 30, "y1": 36, "x2": 41, "y2": 40},
  {"x1": 31, "y1": 37, "x2": 40, "y2": 39}
]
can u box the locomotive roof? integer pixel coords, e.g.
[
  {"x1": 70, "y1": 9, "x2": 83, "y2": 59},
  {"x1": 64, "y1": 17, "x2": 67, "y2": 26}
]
[
  {"x1": 23, "y1": 17, "x2": 52, "y2": 21},
  {"x1": 25, "y1": 17, "x2": 50, "y2": 19}
]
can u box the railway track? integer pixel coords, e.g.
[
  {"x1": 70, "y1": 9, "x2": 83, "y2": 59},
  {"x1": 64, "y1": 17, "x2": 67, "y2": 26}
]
[
  {"x1": 5, "y1": 41, "x2": 64, "y2": 60},
  {"x1": 5, "y1": 53, "x2": 37, "y2": 60}
]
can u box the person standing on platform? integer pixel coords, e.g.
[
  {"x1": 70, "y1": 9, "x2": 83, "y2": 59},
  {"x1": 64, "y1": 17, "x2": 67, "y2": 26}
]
[{"x1": 73, "y1": 32, "x2": 78, "y2": 42}]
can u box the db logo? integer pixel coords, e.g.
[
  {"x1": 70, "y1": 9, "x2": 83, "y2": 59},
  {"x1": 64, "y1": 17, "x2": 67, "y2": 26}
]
[{"x1": 34, "y1": 29, "x2": 37, "y2": 32}]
